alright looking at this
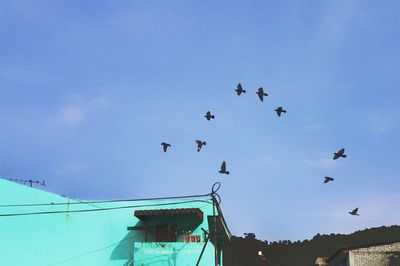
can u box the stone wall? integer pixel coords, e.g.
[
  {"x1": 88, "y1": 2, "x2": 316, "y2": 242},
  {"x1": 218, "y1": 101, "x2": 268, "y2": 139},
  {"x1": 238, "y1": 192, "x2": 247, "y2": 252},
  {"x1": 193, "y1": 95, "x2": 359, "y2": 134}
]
[{"x1": 350, "y1": 243, "x2": 400, "y2": 266}]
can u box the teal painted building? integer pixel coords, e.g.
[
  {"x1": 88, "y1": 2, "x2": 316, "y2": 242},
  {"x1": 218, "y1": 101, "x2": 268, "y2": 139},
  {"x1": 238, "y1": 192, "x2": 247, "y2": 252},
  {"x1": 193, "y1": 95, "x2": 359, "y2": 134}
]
[{"x1": 0, "y1": 179, "x2": 231, "y2": 265}]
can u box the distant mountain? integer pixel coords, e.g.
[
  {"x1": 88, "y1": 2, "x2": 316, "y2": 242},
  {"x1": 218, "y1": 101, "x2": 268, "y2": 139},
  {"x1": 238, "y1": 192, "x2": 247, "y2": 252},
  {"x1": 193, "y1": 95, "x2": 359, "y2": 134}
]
[{"x1": 223, "y1": 225, "x2": 400, "y2": 266}]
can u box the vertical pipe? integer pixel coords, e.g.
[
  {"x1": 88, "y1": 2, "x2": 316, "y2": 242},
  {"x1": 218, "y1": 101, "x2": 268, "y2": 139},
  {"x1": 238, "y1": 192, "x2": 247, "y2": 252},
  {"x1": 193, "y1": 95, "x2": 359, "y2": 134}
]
[
  {"x1": 66, "y1": 197, "x2": 70, "y2": 220},
  {"x1": 213, "y1": 196, "x2": 218, "y2": 266},
  {"x1": 196, "y1": 235, "x2": 210, "y2": 266}
]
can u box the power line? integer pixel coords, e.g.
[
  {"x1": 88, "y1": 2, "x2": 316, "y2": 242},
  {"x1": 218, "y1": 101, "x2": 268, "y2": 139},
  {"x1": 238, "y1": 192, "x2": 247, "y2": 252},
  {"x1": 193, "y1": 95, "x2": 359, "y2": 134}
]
[
  {"x1": 0, "y1": 192, "x2": 212, "y2": 208},
  {"x1": 0, "y1": 199, "x2": 212, "y2": 217},
  {"x1": 46, "y1": 233, "x2": 140, "y2": 266}
]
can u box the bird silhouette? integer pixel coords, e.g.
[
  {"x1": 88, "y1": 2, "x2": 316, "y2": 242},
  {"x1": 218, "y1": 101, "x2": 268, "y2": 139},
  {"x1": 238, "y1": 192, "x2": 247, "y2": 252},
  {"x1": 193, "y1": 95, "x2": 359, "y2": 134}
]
[
  {"x1": 218, "y1": 161, "x2": 230, "y2": 175},
  {"x1": 333, "y1": 148, "x2": 347, "y2": 160},
  {"x1": 204, "y1": 111, "x2": 215, "y2": 121},
  {"x1": 161, "y1": 142, "x2": 171, "y2": 152},
  {"x1": 256, "y1": 87, "x2": 268, "y2": 102},
  {"x1": 235, "y1": 83, "x2": 246, "y2": 96},
  {"x1": 195, "y1": 140, "x2": 206, "y2": 152},
  {"x1": 275, "y1": 107, "x2": 287, "y2": 117},
  {"x1": 324, "y1": 176, "x2": 334, "y2": 183},
  {"x1": 349, "y1": 208, "x2": 359, "y2": 216}
]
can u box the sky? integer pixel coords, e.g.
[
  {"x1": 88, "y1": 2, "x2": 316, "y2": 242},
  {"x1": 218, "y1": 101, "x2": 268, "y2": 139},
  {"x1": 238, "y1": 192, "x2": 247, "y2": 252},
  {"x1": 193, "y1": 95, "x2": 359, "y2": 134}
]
[{"x1": 1, "y1": 0, "x2": 400, "y2": 242}]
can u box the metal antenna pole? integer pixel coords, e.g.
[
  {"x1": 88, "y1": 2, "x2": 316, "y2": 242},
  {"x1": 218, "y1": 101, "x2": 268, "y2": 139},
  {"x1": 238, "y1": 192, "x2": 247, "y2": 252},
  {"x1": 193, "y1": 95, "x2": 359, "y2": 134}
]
[
  {"x1": 196, "y1": 228, "x2": 210, "y2": 266},
  {"x1": 8, "y1": 178, "x2": 46, "y2": 188}
]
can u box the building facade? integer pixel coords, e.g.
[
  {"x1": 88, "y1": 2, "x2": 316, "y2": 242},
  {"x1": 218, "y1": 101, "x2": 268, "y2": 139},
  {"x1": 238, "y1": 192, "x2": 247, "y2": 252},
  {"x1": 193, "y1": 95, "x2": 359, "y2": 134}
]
[
  {"x1": 0, "y1": 178, "x2": 230, "y2": 265},
  {"x1": 327, "y1": 242, "x2": 400, "y2": 266}
]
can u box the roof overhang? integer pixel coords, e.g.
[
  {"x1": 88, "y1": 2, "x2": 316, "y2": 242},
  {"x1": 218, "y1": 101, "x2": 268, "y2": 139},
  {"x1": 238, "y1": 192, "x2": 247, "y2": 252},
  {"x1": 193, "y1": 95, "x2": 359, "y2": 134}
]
[{"x1": 134, "y1": 208, "x2": 204, "y2": 224}]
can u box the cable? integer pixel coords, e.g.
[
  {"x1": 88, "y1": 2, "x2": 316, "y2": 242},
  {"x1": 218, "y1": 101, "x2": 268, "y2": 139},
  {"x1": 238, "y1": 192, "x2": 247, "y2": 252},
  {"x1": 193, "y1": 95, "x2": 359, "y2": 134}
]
[
  {"x1": 0, "y1": 191, "x2": 212, "y2": 208},
  {"x1": 46, "y1": 233, "x2": 140, "y2": 266},
  {"x1": 0, "y1": 199, "x2": 212, "y2": 217}
]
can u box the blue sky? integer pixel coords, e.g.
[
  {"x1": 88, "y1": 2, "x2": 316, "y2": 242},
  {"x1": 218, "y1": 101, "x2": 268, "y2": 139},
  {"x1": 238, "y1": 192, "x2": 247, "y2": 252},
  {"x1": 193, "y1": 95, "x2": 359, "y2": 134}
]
[{"x1": 1, "y1": 0, "x2": 400, "y2": 241}]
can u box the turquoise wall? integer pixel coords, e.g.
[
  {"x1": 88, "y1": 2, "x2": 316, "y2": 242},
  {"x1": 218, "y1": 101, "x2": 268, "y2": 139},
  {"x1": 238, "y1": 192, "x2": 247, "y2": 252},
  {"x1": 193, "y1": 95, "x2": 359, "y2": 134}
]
[
  {"x1": 0, "y1": 179, "x2": 222, "y2": 266},
  {"x1": 133, "y1": 242, "x2": 216, "y2": 266}
]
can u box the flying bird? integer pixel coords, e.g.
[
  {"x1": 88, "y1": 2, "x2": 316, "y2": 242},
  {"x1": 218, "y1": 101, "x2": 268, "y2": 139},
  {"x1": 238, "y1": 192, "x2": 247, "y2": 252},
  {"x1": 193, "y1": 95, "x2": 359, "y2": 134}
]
[
  {"x1": 333, "y1": 148, "x2": 347, "y2": 160},
  {"x1": 275, "y1": 107, "x2": 287, "y2": 117},
  {"x1": 218, "y1": 161, "x2": 230, "y2": 175},
  {"x1": 204, "y1": 111, "x2": 215, "y2": 121},
  {"x1": 256, "y1": 87, "x2": 268, "y2": 102},
  {"x1": 161, "y1": 142, "x2": 171, "y2": 152},
  {"x1": 195, "y1": 140, "x2": 206, "y2": 152},
  {"x1": 235, "y1": 83, "x2": 246, "y2": 96},
  {"x1": 324, "y1": 176, "x2": 334, "y2": 183},
  {"x1": 349, "y1": 208, "x2": 359, "y2": 216}
]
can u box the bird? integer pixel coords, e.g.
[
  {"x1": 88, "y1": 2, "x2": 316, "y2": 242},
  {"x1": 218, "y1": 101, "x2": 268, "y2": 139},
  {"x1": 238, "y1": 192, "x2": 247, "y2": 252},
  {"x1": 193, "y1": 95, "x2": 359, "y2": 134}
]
[
  {"x1": 275, "y1": 107, "x2": 287, "y2": 117},
  {"x1": 218, "y1": 161, "x2": 230, "y2": 175},
  {"x1": 333, "y1": 148, "x2": 347, "y2": 160},
  {"x1": 195, "y1": 140, "x2": 206, "y2": 152},
  {"x1": 161, "y1": 142, "x2": 171, "y2": 152},
  {"x1": 256, "y1": 87, "x2": 268, "y2": 102},
  {"x1": 235, "y1": 83, "x2": 246, "y2": 96},
  {"x1": 324, "y1": 176, "x2": 334, "y2": 183},
  {"x1": 349, "y1": 208, "x2": 359, "y2": 216},
  {"x1": 204, "y1": 111, "x2": 215, "y2": 121}
]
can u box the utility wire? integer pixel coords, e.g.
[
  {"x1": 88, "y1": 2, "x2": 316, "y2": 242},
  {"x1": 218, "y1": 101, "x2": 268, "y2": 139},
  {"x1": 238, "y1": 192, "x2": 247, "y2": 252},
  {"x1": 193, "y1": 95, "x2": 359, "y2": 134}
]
[
  {"x1": 0, "y1": 199, "x2": 212, "y2": 217},
  {"x1": 46, "y1": 233, "x2": 140, "y2": 266},
  {"x1": 0, "y1": 192, "x2": 212, "y2": 208}
]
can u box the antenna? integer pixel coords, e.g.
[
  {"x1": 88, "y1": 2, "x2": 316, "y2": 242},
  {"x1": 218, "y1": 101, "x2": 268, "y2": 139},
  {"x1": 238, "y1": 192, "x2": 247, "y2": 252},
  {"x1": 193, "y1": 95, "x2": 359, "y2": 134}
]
[{"x1": 8, "y1": 178, "x2": 47, "y2": 188}]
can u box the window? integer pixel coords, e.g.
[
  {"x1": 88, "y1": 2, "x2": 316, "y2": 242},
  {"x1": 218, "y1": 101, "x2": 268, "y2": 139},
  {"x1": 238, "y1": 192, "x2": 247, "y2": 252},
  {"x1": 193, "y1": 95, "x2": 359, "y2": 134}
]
[{"x1": 155, "y1": 224, "x2": 177, "y2": 242}]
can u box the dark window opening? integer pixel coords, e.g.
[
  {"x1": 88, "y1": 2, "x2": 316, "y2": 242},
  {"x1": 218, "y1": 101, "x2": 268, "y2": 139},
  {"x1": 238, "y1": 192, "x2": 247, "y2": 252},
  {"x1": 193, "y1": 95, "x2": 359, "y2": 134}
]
[{"x1": 156, "y1": 224, "x2": 177, "y2": 242}]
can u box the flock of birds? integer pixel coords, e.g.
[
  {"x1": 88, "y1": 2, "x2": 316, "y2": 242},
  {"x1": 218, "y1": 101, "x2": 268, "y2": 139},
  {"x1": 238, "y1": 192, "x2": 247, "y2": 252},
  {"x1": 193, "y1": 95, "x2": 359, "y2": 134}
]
[
  {"x1": 161, "y1": 83, "x2": 359, "y2": 217},
  {"x1": 160, "y1": 83, "x2": 286, "y2": 176},
  {"x1": 325, "y1": 148, "x2": 359, "y2": 216}
]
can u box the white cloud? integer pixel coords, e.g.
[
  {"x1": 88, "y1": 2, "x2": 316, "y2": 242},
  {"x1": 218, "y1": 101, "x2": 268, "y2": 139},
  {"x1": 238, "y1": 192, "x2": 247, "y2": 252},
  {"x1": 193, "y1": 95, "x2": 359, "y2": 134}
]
[
  {"x1": 117, "y1": 154, "x2": 135, "y2": 161},
  {"x1": 366, "y1": 109, "x2": 400, "y2": 134},
  {"x1": 304, "y1": 124, "x2": 323, "y2": 131},
  {"x1": 0, "y1": 66, "x2": 56, "y2": 84},
  {"x1": 313, "y1": 1, "x2": 358, "y2": 49},
  {"x1": 300, "y1": 157, "x2": 336, "y2": 169},
  {"x1": 260, "y1": 156, "x2": 275, "y2": 165},
  {"x1": 311, "y1": 193, "x2": 400, "y2": 234},
  {"x1": 91, "y1": 96, "x2": 109, "y2": 109},
  {"x1": 60, "y1": 106, "x2": 85, "y2": 125},
  {"x1": 54, "y1": 163, "x2": 87, "y2": 176},
  {"x1": 57, "y1": 95, "x2": 110, "y2": 127}
]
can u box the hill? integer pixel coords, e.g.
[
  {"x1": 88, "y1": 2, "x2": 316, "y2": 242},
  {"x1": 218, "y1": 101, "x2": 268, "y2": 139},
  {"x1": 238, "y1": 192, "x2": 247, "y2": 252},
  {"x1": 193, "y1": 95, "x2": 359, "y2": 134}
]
[{"x1": 223, "y1": 225, "x2": 400, "y2": 266}]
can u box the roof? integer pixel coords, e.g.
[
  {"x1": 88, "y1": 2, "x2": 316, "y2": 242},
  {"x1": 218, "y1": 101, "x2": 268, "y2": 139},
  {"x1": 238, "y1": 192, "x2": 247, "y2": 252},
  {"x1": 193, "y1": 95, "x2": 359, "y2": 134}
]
[
  {"x1": 134, "y1": 208, "x2": 204, "y2": 222},
  {"x1": 327, "y1": 240, "x2": 400, "y2": 262}
]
